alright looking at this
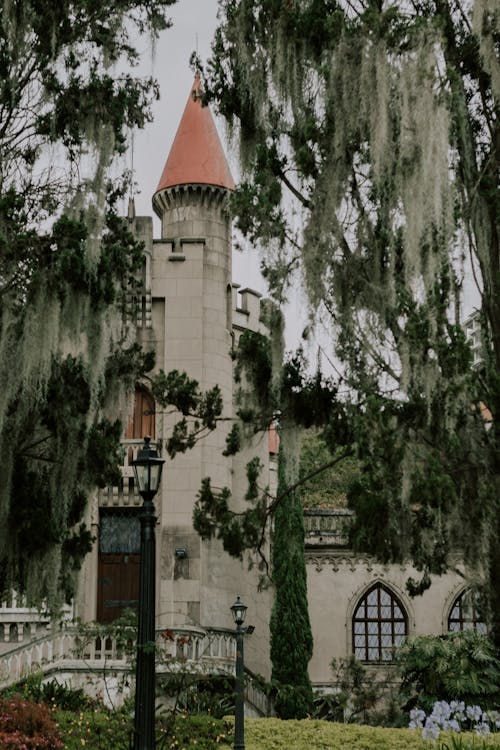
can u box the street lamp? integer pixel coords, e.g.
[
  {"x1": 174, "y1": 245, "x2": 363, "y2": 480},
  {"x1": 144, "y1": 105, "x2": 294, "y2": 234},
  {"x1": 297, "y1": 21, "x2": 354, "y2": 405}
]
[
  {"x1": 231, "y1": 596, "x2": 248, "y2": 750},
  {"x1": 132, "y1": 436, "x2": 164, "y2": 750}
]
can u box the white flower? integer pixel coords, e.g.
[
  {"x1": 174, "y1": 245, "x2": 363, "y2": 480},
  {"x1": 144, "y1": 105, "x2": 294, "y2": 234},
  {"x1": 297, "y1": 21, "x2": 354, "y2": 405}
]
[
  {"x1": 475, "y1": 722, "x2": 490, "y2": 736},
  {"x1": 422, "y1": 724, "x2": 440, "y2": 741}
]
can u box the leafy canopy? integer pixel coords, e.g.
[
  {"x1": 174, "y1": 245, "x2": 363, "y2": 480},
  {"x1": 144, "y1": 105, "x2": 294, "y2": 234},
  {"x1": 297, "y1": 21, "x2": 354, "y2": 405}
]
[{"x1": 203, "y1": 0, "x2": 500, "y2": 644}]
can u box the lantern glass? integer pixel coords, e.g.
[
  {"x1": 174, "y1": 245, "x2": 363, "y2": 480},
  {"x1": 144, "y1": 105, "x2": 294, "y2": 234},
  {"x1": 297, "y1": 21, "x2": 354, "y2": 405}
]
[
  {"x1": 230, "y1": 596, "x2": 247, "y2": 625},
  {"x1": 132, "y1": 437, "x2": 164, "y2": 496}
]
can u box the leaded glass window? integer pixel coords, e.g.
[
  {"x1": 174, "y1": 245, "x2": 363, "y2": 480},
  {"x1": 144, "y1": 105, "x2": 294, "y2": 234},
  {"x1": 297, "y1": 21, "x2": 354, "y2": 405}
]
[
  {"x1": 352, "y1": 584, "x2": 408, "y2": 662},
  {"x1": 448, "y1": 590, "x2": 487, "y2": 634},
  {"x1": 99, "y1": 510, "x2": 140, "y2": 554}
]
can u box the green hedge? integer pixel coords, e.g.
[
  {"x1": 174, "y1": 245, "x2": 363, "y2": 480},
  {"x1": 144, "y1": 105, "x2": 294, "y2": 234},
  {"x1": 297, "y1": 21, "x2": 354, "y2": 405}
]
[
  {"x1": 243, "y1": 719, "x2": 500, "y2": 750},
  {"x1": 55, "y1": 712, "x2": 500, "y2": 750}
]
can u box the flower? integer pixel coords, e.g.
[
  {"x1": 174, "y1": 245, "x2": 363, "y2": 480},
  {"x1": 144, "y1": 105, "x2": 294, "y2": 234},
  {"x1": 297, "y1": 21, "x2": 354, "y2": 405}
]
[
  {"x1": 422, "y1": 723, "x2": 440, "y2": 741},
  {"x1": 409, "y1": 708, "x2": 426, "y2": 729},
  {"x1": 475, "y1": 722, "x2": 491, "y2": 737},
  {"x1": 466, "y1": 704, "x2": 483, "y2": 722}
]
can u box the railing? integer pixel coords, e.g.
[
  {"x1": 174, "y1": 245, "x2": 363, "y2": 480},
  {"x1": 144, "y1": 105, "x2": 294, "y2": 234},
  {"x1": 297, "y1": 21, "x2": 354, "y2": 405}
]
[
  {"x1": 0, "y1": 624, "x2": 236, "y2": 692},
  {"x1": 0, "y1": 592, "x2": 71, "y2": 650},
  {"x1": 99, "y1": 439, "x2": 161, "y2": 506},
  {"x1": 303, "y1": 509, "x2": 354, "y2": 547}
]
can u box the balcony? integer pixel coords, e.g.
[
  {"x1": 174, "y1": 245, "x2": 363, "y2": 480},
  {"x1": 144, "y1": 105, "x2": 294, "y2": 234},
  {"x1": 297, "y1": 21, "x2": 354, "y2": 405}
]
[
  {"x1": 303, "y1": 509, "x2": 354, "y2": 548},
  {"x1": 98, "y1": 438, "x2": 161, "y2": 507}
]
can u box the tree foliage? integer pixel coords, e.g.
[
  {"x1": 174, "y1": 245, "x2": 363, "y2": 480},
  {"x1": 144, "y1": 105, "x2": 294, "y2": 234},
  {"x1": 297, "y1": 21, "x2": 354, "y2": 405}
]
[
  {"x1": 0, "y1": 0, "x2": 177, "y2": 605},
  {"x1": 203, "y1": 1, "x2": 500, "y2": 644},
  {"x1": 299, "y1": 431, "x2": 359, "y2": 509},
  {"x1": 193, "y1": 322, "x2": 348, "y2": 566}
]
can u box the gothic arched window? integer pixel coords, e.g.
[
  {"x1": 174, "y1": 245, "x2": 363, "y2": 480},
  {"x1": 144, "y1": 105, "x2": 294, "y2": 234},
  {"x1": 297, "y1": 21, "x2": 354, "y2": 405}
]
[
  {"x1": 352, "y1": 584, "x2": 408, "y2": 662},
  {"x1": 448, "y1": 590, "x2": 487, "y2": 634}
]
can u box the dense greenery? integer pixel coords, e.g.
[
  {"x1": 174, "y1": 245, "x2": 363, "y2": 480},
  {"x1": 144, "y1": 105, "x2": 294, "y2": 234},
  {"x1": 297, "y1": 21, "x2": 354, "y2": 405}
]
[
  {"x1": 399, "y1": 630, "x2": 500, "y2": 713},
  {"x1": 270, "y1": 437, "x2": 314, "y2": 718},
  {"x1": 299, "y1": 431, "x2": 359, "y2": 509},
  {"x1": 0, "y1": 0, "x2": 179, "y2": 605},
  {"x1": 3, "y1": 671, "x2": 499, "y2": 749},
  {"x1": 203, "y1": 1, "x2": 500, "y2": 644},
  {"x1": 194, "y1": 327, "x2": 347, "y2": 563}
]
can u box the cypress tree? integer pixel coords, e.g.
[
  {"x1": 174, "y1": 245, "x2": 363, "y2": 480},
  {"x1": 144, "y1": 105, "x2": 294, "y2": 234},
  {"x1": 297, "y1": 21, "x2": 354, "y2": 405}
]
[{"x1": 270, "y1": 426, "x2": 313, "y2": 719}]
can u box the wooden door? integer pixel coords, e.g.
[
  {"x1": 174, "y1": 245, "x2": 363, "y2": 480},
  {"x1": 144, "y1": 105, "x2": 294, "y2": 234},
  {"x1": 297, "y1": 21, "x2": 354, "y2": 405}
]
[{"x1": 97, "y1": 510, "x2": 141, "y2": 623}]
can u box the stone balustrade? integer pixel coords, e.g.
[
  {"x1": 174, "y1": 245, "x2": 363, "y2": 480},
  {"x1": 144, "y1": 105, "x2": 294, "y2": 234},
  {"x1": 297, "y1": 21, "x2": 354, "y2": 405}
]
[
  {"x1": 0, "y1": 624, "x2": 236, "y2": 693},
  {"x1": 99, "y1": 438, "x2": 161, "y2": 506},
  {"x1": 0, "y1": 592, "x2": 71, "y2": 651},
  {"x1": 303, "y1": 509, "x2": 354, "y2": 547},
  {"x1": 156, "y1": 626, "x2": 236, "y2": 674}
]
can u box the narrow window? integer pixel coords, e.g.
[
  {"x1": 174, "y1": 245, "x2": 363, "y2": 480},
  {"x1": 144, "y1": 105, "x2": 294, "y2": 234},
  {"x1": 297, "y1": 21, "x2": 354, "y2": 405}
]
[{"x1": 125, "y1": 385, "x2": 156, "y2": 440}]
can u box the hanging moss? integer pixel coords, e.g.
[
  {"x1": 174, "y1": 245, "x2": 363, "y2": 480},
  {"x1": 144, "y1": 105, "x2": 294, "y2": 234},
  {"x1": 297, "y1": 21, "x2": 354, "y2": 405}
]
[
  {"x1": 0, "y1": 0, "x2": 176, "y2": 607},
  {"x1": 206, "y1": 0, "x2": 500, "y2": 645}
]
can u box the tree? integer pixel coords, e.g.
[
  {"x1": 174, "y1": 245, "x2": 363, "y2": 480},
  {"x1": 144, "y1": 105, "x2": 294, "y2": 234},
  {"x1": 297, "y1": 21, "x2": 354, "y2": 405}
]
[
  {"x1": 0, "y1": 0, "x2": 179, "y2": 606},
  {"x1": 202, "y1": 2, "x2": 500, "y2": 644},
  {"x1": 398, "y1": 630, "x2": 500, "y2": 712},
  {"x1": 270, "y1": 431, "x2": 314, "y2": 719}
]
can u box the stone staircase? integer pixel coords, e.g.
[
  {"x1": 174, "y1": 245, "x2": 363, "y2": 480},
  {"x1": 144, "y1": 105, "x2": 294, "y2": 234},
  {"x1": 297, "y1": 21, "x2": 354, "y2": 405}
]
[{"x1": 0, "y1": 622, "x2": 238, "y2": 707}]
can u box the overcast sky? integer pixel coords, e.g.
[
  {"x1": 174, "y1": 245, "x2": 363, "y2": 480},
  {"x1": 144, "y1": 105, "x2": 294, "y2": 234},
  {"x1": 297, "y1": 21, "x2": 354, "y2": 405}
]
[{"x1": 125, "y1": 0, "x2": 311, "y2": 350}]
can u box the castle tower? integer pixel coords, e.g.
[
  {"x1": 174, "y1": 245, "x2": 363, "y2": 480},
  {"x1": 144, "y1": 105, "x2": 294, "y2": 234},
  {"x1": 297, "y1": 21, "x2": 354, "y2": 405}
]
[{"x1": 148, "y1": 75, "x2": 243, "y2": 635}]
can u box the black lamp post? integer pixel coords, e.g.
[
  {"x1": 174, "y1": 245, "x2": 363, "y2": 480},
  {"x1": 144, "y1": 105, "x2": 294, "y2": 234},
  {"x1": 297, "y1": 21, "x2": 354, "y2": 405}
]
[
  {"x1": 132, "y1": 436, "x2": 164, "y2": 750},
  {"x1": 230, "y1": 596, "x2": 248, "y2": 750}
]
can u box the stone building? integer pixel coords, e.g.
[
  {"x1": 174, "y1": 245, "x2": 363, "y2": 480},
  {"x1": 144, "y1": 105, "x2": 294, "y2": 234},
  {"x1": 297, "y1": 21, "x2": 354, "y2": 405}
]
[{"x1": 0, "y1": 75, "x2": 482, "y2": 702}]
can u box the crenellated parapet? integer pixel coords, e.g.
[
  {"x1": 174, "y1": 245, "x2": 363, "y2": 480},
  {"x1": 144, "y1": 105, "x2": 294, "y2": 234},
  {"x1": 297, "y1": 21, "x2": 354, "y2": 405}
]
[{"x1": 231, "y1": 283, "x2": 270, "y2": 339}]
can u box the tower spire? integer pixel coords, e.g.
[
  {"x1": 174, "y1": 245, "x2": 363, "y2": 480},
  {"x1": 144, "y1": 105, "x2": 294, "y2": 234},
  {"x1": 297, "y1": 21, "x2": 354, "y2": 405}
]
[{"x1": 154, "y1": 74, "x2": 235, "y2": 196}]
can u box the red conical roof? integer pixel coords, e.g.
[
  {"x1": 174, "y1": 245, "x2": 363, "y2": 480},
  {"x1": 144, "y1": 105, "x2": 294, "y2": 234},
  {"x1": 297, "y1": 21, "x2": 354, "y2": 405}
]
[{"x1": 155, "y1": 74, "x2": 235, "y2": 193}]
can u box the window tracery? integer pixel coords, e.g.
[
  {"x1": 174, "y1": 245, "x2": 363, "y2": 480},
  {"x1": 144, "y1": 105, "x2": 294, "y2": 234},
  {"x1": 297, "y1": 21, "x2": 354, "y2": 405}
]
[{"x1": 352, "y1": 583, "x2": 407, "y2": 662}]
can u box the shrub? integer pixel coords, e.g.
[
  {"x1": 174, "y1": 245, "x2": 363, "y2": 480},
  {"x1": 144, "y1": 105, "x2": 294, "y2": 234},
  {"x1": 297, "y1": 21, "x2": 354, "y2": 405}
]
[
  {"x1": 55, "y1": 707, "x2": 233, "y2": 750},
  {"x1": 398, "y1": 630, "x2": 500, "y2": 712},
  {"x1": 158, "y1": 714, "x2": 233, "y2": 750},
  {"x1": 242, "y1": 718, "x2": 500, "y2": 749},
  {"x1": 0, "y1": 694, "x2": 64, "y2": 749},
  {"x1": 2, "y1": 670, "x2": 94, "y2": 711},
  {"x1": 158, "y1": 671, "x2": 235, "y2": 719}
]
